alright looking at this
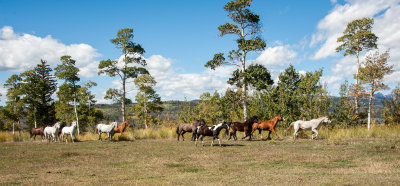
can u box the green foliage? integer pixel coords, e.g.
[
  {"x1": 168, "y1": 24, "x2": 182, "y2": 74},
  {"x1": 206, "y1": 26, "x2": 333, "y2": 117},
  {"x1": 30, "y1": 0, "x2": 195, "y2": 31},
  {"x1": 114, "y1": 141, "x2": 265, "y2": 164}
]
[
  {"x1": 132, "y1": 74, "x2": 163, "y2": 128},
  {"x1": 205, "y1": 0, "x2": 265, "y2": 120},
  {"x1": 2, "y1": 74, "x2": 25, "y2": 130},
  {"x1": 98, "y1": 28, "x2": 148, "y2": 121},
  {"x1": 359, "y1": 51, "x2": 393, "y2": 93},
  {"x1": 382, "y1": 85, "x2": 400, "y2": 124},
  {"x1": 228, "y1": 64, "x2": 273, "y2": 91},
  {"x1": 20, "y1": 59, "x2": 57, "y2": 127},
  {"x1": 336, "y1": 17, "x2": 378, "y2": 56}
]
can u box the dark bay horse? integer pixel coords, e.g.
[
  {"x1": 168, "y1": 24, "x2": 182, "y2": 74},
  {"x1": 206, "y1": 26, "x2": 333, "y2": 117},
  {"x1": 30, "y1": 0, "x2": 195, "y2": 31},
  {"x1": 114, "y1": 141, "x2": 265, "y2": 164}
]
[
  {"x1": 112, "y1": 120, "x2": 130, "y2": 140},
  {"x1": 57, "y1": 122, "x2": 67, "y2": 138},
  {"x1": 228, "y1": 116, "x2": 260, "y2": 141},
  {"x1": 30, "y1": 126, "x2": 45, "y2": 140},
  {"x1": 176, "y1": 119, "x2": 206, "y2": 141},
  {"x1": 251, "y1": 114, "x2": 285, "y2": 140},
  {"x1": 195, "y1": 121, "x2": 230, "y2": 146}
]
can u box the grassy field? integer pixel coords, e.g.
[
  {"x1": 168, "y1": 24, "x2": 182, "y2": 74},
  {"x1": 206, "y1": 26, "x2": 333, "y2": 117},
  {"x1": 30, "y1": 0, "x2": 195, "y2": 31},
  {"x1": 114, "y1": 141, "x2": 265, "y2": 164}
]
[{"x1": 1, "y1": 126, "x2": 400, "y2": 185}]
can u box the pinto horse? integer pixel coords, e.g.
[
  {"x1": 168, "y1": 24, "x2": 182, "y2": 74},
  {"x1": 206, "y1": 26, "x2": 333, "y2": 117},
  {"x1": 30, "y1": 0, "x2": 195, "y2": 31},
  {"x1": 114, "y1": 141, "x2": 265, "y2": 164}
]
[
  {"x1": 30, "y1": 126, "x2": 45, "y2": 140},
  {"x1": 228, "y1": 116, "x2": 260, "y2": 141},
  {"x1": 112, "y1": 120, "x2": 130, "y2": 140},
  {"x1": 195, "y1": 121, "x2": 230, "y2": 147},
  {"x1": 251, "y1": 114, "x2": 285, "y2": 140},
  {"x1": 286, "y1": 116, "x2": 331, "y2": 140},
  {"x1": 176, "y1": 119, "x2": 206, "y2": 141}
]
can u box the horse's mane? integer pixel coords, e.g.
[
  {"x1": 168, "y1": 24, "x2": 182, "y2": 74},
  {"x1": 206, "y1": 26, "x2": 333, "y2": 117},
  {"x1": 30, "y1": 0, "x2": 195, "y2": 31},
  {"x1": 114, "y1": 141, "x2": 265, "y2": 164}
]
[{"x1": 245, "y1": 116, "x2": 259, "y2": 126}]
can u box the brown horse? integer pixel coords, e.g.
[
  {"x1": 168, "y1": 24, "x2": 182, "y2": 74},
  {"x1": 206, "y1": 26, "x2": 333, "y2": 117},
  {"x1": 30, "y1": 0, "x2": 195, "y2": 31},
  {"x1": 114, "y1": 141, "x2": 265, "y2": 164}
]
[
  {"x1": 30, "y1": 126, "x2": 45, "y2": 140},
  {"x1": 251, "y1": 114, "x2": 285, "y2": 140},
  {"x1": 176, "y1": 119, "x2": 206, "y2": 141},
  {"x1": 112, "y1": 120, "x2": 130, "y2": 140},
  {"x1": 228, "y1": 116, "x2": 260, "y2": 141}
]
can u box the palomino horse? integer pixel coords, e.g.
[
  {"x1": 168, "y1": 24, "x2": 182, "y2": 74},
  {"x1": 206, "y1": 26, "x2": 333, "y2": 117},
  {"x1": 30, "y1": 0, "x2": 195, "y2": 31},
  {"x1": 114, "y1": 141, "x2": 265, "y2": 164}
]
[
  {"x1": 112, "y1": 120, "x2": 130, "y2": 140},
  {"x1": 176, "y1": 119, "x2": 206, "y2": 141},
  {"x1": 95, "y1": 122, "x2": 118, "y2": 141},
  {"x1": 30, "y1": 126, "x2": 45, "y2": 140},
  {"x1": 286, "y1": 116, "x2": 331, "y2": 140},
  {"x1": 61, "y1": 121, "x2": 77, "y2": 143},
  {"x1": 228, "y1": 116, "x2": 260, "y2": 141},
  {"x1": 251, "y1": 114, "x2": 285, "y2": 140},
  {"x1": 44, "y1": 122, "x2": 61, "y2": 142},
  {"x1": 195, "y1": 121, "x2": 230, "y2": 147}
]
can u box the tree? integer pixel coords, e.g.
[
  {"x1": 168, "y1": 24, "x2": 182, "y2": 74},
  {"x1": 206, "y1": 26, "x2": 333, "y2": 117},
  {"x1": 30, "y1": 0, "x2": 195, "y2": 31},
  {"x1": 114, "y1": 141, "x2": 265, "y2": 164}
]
[
  {"x1": 98, "y1": 28, "x2": 148, "y2": 121},
  {"x1": 274, "y1": 64, "x2": 301, "y2": 126},
  {"x1": 205, "y1": 0, "x2": 266, "y2": 120},
  {"x1": 358, "y1": 50, "x2": 393, "y2": 130},
  {"x1": 55, "y1": 55, "x2": 81, "y2": 134},
  {"x1": 194, "y1": 91, "x2": 223, "y2": 125},
  {"x1": 78, "y1": 81, "x2": 102, "y2": 132},
  {"x1": 336, "y1": 17, "x2": 378, "y2": 114},
  {"x1": 382, "y1": 85, "x2": 400, "y2": 124},
  {"x1": 332, "y1": 81, "x2": 357, "y2": 126},
  {"x1": 20, "y1": 59, "x2": 57, "y2": 128},
  {"x1": 132, "y1": 74, "x2": 163, "y2": 128},
  {"x1": 3, "y1": 74, "x2": 25, "y2": 133}
]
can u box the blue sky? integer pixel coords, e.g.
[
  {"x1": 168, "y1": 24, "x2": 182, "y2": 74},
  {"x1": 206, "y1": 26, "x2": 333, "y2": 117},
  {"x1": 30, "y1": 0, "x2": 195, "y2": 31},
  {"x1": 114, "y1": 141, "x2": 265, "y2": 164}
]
[{"x1": 1, "y1": 0, "x2": 399, "y2": 105}]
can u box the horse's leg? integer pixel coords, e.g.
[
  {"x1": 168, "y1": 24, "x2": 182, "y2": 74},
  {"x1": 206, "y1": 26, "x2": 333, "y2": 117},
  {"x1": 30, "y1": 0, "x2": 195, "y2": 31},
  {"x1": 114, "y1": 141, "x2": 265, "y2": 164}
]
[
  {"x1": 293, "y1": 129, "x2": 298, "y2": 140},
  {"x1": 177, "y1": 130, "x2": 180, "y2": 141},
  {"x1": 201, "y1": 136, "x2": 205, "y2": 146},
  {"x1": 311, "y1": 128, "x2": 318, "y2": 139},
  {"x1": 72, "y1": 134, "x2": 75, "y2": 143},
  {"x1": 181, "y1": 131, "x2": 186, "y2": 141},
  {"x1": 211, "y1": 137, "x2": 214, "y2": 147},
  {"x1": 271, "y1": 129, "x2": 278, "y2": 139}
]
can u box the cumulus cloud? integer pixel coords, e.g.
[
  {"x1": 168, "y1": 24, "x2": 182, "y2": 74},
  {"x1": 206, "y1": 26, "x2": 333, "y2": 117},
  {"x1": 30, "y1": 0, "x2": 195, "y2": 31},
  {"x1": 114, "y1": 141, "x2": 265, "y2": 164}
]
[
  {"x1": 102, "y1": 54, "x2": 235, "y2": 101},
  {"x1": 0, "y1": 26, "x2": 101, "y2": 77},
  {"x1": 255, "y1": 45, "x2": 297, "y2": 66},
  {"x1": 310, "y1": 0, "x2": 400, "y2": 92}
]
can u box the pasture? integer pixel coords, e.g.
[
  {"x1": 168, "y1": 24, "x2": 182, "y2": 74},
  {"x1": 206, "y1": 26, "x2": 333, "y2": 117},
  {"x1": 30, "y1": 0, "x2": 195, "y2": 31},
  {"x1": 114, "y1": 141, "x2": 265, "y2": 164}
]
[{"x1": 1, "y1": 126, "x2": 400, "y2": 185}]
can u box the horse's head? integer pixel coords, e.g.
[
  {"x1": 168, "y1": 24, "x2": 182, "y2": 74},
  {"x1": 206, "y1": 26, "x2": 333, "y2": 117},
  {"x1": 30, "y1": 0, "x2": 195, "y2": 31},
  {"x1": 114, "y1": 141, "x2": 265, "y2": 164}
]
[
  {"x1": 54, "y1": 122, "x2": 60, "y2": 129},
  {"x1": 323, "y1": 116, "x2": 331, "y2": 124},
  {"x1": 276, "y1": 114, "x2": 285, "y2": 121},
  {"x1": 223, "y1": 121, "x2": 230, "y2": 135},
  {"x1": 71, "y1": 121, "x2": 77, "y2": 127},
  {"x1": 249, "y1": 116, "x2": 260, "y2": 125},
  {"x1": 197, "y1": 119, "x2": 206, "y2": 126}
]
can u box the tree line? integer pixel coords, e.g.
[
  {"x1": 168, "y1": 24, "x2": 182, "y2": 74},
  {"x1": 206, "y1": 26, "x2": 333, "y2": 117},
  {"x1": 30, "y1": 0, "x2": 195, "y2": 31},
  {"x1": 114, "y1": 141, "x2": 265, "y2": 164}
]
[{"x1": 1, "y1": 0, "x2": 399, "y2": 134}]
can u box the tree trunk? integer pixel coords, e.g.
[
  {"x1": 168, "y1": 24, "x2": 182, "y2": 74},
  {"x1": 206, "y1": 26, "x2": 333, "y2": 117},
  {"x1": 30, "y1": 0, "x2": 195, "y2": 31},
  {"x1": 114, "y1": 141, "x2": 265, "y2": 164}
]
[
  {"x1": 241, "y1": 52, "x2": 248, "y2": 121},
  {"x1": 144, "y1": 92, "x2": 148, "y2": 129},
  {"x1": 122, "y1": 77, "x2": 126, "y2": 122},
  {"x1": 73, "y1": 95, "x2": 80, "y2": 135},
  {"x1": 355, "y1": 50, "x2": 360, "y2": 115},
  {"x1": 367, "y1": 93, "x2": 373, "y2": 131}
]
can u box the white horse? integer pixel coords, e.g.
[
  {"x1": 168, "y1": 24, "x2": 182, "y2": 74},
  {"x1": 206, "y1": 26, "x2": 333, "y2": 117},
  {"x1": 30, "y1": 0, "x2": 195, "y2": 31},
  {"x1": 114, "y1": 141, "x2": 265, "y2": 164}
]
[
  {"x1": 61, "y1": 121, "x2": 77, "y2": 143},
  {"x1": 95, "y1": 122, "x2": 118, "y2": 141},
  {"x1": 286, "y1": 116, "x2": 331, "y2": 140},
  {"x1": 44, "y1": 122, "x2": 61, "y2": 142}
]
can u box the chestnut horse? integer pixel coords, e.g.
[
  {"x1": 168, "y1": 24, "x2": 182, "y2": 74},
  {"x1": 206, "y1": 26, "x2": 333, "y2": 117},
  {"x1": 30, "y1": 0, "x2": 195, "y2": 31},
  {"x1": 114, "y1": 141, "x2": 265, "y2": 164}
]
[
  {"x1": 228, "y1": 116, "x2": 260, "y2": 141},
  {"x1": 251, "y1": 114, "x2": 285, "y2": 140},
  {"x1": 30, "y1": 126, "x2": 45, "y2": 140},
  {"x1": 112, "y1": 120, "x2": 130, "y2": 140},
  {"x1": 176, "y1": 119, "x2": 206, "y2": 141}
]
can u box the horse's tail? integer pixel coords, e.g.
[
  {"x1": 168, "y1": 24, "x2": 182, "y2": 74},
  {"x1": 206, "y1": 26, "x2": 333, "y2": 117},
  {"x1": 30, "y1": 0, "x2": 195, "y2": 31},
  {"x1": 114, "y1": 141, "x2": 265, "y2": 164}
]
[
  {"x1": 286, "y1": 122, "x2": 295, "y2": 132},
  {"x1": 176, "y1": 125, "x2": 180, "y2": 135}
]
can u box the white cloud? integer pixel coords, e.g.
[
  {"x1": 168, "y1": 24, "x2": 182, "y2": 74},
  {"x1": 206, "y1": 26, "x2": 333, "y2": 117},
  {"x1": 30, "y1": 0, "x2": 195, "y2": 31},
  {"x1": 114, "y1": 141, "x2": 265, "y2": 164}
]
[
  {"x1": 255, "y1": 45, "x2": 297, "y2": 66},
  {"x1": 310, "y1": 0, "x2": 400, "y2": 94},
  {"x1": 0, "y1": 26, "x2": 101, "y2": 77},
  {"x1": 101, "y1": 54, "x2": 235, "y2": 101},
  {"x1": 310, "y1": 0, "x2": 397, "y2": 60}
]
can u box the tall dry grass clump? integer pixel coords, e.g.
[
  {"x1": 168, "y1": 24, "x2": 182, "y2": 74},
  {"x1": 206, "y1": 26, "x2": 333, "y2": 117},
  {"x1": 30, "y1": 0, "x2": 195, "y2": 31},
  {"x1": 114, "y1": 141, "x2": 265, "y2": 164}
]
[{"x1": 133, "y1": 127, "x2": 177, "y2": 140}]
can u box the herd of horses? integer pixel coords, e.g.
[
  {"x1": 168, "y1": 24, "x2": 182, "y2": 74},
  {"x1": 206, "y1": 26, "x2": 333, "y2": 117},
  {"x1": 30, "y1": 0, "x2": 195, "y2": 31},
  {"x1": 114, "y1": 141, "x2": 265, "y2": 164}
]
[
  {"x1": 177, "y1": 115, "x2": 332, "y2": 146},
  {"x1": 29, "y1": 115, "x2": 331, "y2": 146},
  {"x1": 29, "y1": 120, "x2": 130, "y2": 143}
]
